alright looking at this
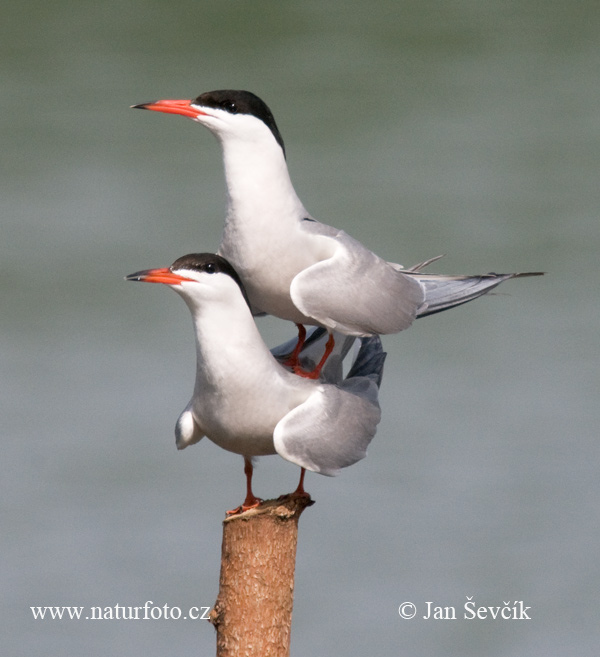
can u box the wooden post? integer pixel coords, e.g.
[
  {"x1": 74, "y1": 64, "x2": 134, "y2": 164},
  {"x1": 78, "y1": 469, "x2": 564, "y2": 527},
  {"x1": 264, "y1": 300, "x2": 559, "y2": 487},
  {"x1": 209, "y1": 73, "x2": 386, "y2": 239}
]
[{"x1": 209, "y1": 494, "x2": 314, "y2": 657}]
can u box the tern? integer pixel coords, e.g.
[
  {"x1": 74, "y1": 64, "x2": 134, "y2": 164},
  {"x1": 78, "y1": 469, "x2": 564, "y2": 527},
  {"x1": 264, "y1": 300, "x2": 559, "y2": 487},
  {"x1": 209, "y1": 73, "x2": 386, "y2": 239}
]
[
  {"x1": 126, "y1": 253, "x2": 385, "y2": 513},
  {"x1": 133, "y1": 90, "x2": 543, "y2": 376}
]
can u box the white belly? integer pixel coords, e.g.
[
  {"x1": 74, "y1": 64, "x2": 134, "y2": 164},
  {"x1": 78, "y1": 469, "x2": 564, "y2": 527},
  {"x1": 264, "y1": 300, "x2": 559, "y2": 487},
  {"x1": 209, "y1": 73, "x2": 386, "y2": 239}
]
[{"x1": 192, "y1": 368, "x2": 314, "y2": 457}]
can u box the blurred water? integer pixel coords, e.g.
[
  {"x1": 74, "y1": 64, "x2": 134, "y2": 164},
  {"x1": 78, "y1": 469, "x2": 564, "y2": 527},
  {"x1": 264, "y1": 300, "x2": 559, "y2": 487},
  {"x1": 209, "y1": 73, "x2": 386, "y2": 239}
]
[{"x1": 2, "y1": 1, "x2": 599, "y2": 656}]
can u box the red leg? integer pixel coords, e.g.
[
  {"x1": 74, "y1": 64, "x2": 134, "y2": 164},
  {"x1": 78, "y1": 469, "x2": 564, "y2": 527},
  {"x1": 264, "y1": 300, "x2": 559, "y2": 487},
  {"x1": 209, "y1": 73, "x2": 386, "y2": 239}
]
[
  {"x1": 277, "y1": 467, "x2": 312, "y2": 504},
  {"x1": 293, "y1": 333, "x2": 335, "y2": 380},
  {"x1": 292, "y1": 467, "x2": 310, "y2": 498},
  {"x1": 282, "y1": 324, "x2": 307, "y2": 368},
  {"x1": 226, "y1": 457, "x2": 263, "y2": 516}
]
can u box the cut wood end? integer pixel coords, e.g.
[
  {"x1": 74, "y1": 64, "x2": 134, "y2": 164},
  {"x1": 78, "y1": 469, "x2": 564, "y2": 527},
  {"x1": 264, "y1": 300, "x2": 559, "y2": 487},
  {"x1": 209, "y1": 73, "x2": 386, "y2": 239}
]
[{"x1": 223, "y1": 494, "x2": 315, "y2": 523}]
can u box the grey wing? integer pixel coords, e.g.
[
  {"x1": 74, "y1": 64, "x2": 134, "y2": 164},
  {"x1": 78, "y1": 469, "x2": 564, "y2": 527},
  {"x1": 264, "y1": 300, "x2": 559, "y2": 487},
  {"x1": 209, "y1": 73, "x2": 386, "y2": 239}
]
[
  {"x1": 290, "y1": 227, "x2": 425, "y2": 336},
  {"x1": 175, "y1": 402, "x2": 205, "y2": 450},
  {"x1": 273, "y1": 382, "x2": 381, "y2": 476}
]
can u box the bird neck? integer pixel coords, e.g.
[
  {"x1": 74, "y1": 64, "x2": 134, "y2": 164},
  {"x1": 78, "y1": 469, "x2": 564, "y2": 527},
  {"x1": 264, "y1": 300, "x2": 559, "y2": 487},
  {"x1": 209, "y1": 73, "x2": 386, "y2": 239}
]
[
  {"x1": 220, "y1": 137, "x2": 307, "y2": 228},
  {"x1": 186, "y1": 296, "x2": 277, "y2": 389}
]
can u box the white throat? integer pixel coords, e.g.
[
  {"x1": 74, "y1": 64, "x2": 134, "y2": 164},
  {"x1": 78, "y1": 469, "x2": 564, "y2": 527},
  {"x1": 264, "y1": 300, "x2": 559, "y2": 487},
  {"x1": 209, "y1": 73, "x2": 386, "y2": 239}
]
[
  {"x1": 218, "y1": 132, "x2": 307, "y2": 229},
  {"x1": 181, "y1": 290, "x2": 273, "y2": 388}
]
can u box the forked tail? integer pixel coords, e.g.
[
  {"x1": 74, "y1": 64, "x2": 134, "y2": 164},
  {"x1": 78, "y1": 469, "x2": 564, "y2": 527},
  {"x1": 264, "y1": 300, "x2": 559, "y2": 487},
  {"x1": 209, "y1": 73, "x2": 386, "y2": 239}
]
[{"x1": 403, "y1": 271, "x2": 544, "y2": 318}]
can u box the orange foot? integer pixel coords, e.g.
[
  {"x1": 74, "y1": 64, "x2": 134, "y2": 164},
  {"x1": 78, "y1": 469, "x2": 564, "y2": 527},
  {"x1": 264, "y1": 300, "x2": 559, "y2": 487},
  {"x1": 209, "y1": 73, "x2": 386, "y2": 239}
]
[
  {"x1": 225, "y1": 497, "x2": 263, "y2": 517},
  {"x1": 292, "y1": 365, "x2": 320, "y2": 379}
]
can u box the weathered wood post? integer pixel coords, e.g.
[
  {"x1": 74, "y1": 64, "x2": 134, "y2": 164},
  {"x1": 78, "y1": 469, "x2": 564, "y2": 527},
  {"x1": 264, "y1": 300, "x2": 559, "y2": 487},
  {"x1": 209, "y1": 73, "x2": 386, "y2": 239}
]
[{"x1": 209, "y1": 494, "x2": 314, "y2": 657}]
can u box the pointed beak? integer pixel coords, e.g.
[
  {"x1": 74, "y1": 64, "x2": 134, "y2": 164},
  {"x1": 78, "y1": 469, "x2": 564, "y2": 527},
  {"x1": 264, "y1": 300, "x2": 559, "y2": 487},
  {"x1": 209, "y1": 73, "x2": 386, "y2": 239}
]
[
  {"x1": 125, "y1": 268, "x2": 194, "y2": 285},
  {"x1": 131, "y1": 99, "x2": 206, "y2": 119}
]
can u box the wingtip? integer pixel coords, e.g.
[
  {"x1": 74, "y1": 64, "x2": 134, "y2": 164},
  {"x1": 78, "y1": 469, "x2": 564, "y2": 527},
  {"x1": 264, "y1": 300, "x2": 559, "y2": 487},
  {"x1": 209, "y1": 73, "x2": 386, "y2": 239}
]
[{"x1": 513, "y1": 271, "x2": 545, "y2": 278}]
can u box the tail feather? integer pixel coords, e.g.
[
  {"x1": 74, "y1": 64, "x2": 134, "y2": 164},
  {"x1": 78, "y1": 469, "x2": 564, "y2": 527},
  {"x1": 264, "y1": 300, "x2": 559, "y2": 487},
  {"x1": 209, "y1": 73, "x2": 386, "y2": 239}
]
[
  {"x1": 405, "y1": 271, "x2": 544, "y2": 318},
  {"x1": 346, "y1": 336, "x2": 387, "y2": 389}
]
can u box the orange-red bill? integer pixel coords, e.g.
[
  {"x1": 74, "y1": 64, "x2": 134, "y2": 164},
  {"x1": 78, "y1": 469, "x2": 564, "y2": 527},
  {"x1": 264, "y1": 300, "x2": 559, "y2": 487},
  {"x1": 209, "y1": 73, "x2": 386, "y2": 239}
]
[
  {"x1": 125, "y1": 268, "x2": 194, "y2": 285},
  {"x1": 132, "y1": 99, "x2": 205, "y2": 119}
]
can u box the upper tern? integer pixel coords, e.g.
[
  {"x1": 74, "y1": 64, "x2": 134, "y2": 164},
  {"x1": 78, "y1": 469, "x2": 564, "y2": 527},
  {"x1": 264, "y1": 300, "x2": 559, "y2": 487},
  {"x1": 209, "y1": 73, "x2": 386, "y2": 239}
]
[{"x1": 133, "y1": 90, "x2": 543, "y2": 375}]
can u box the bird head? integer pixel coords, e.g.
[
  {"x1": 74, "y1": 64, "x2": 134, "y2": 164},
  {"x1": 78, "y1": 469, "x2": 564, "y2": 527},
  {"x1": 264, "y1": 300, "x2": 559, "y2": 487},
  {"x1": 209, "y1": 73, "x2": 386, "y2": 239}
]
[
  {"x1": 126, "y1": 253, "x2": 252, "y2": 312},
  {"x1": 132, "y1": 89, "x2": 285, "y2": 156}
]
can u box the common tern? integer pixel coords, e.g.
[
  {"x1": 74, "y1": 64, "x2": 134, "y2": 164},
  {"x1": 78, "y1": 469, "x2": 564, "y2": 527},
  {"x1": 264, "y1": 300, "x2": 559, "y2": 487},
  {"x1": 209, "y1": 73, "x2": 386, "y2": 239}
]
[
  {"x1": 126, "y1": 253, "x2": 385, "y2": 512},
  {"x1": 133, "y1": 90, "x2": 543, "y2": 376}
]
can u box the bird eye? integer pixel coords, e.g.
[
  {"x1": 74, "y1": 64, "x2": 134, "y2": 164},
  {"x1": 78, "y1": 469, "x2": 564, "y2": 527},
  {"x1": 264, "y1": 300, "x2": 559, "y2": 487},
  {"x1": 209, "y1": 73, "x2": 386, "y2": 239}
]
[
  {"x1": 221, "y1": 100, "x2": 237, "y2": 114},
  {"x1": 204, "y1": 263, "x2": 216, "y2": 274}
]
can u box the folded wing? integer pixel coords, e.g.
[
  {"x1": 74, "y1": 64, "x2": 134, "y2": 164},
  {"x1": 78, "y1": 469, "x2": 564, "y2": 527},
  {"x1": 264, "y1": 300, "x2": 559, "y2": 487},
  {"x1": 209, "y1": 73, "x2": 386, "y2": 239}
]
[
  {"x1": 290, "y1": 225, "x2": 425, "y2": 336},
  {"x1": 273, "y1": 335, "x2": 386, "y2": 475}
]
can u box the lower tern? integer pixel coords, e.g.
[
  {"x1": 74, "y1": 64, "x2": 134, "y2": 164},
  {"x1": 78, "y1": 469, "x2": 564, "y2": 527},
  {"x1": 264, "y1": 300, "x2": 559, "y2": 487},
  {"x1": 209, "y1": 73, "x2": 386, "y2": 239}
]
[
  {"x1": 133, "y1": 90, "x2": 543, "y2": 376},
  {"x1": 126, "y1": 253, "x2": 385, "y2": 513}
]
